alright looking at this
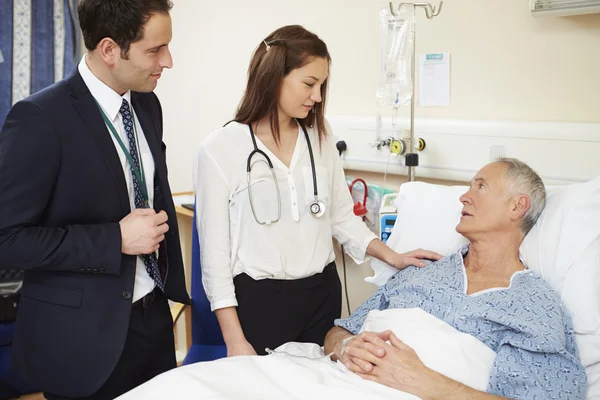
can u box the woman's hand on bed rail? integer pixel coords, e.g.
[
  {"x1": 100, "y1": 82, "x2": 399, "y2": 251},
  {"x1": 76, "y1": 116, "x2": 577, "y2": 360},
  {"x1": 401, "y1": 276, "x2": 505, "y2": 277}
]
[
  {"x1": 366, "y1": 240, "x2": 442, "y2": 270},
  {"x1": 226, "y1": 339, "x2": 257, "y2": 357},
  {"x1": 215, "y1": 307, "x2": 258, "y2": 357}
]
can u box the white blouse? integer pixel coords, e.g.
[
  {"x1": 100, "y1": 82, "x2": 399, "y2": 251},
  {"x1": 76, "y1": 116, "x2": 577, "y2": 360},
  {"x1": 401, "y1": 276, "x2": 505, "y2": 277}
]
[{"x1": 193, "y1": 121, "x2": 377, "y2": 311}]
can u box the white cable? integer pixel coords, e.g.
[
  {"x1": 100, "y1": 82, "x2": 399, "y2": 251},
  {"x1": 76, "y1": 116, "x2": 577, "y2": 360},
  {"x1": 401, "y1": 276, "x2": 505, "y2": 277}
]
[
  {"x1": 382, "y1": 149, "x2": 392, "y2": 191},
  {"x1": 265, "y1": 348, "x2": 334, "y2": 360}
]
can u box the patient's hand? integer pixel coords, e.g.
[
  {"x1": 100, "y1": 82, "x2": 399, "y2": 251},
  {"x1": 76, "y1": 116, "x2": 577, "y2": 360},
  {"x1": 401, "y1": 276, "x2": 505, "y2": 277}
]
[
  {"x1": 357, "y1": 331, "x2": 431, "y2": 395},
  {"x1": 339, "y1": 331, "x2": 390, "y2": 374},
  {"x1": 358, "y1": 332, "x2": 505, "y2": 399}
]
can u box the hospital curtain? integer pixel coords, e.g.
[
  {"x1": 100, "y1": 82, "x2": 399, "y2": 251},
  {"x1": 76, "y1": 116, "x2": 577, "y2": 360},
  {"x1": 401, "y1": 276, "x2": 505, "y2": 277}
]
[{"x1": 0, "y1": 0, "x2": 80, "y2": 125}]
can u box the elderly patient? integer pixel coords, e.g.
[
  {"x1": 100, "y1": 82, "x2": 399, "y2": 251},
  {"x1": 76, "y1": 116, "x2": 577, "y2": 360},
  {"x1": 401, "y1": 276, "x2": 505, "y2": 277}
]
[{"x1": 324, "y1": 158, "x2": 587, "y2": 399}]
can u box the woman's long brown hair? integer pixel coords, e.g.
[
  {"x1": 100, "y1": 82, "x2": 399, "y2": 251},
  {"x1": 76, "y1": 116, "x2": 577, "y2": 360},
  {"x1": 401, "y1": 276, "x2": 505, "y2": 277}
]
[{"x1": 234, "y1": 25, "x2": 331, "y2": 145}]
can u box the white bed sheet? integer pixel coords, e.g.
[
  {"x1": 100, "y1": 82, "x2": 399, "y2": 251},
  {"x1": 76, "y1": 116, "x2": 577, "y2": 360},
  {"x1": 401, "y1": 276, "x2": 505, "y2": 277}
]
[{"x1": 117, "y1": 308, "x2": 496, "y2": 400}]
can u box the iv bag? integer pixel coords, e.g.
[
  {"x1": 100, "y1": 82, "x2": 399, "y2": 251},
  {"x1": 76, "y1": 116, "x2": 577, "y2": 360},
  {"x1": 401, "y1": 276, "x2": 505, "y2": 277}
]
[{"x1": 376, "y1": 4, "x2": 415, "y2": 108}]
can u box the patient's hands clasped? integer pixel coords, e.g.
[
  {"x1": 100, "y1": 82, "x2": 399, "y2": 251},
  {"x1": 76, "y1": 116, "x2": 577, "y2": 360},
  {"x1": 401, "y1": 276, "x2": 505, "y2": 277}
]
[
  {"x1": 332, "y1": 329, "x2": 460, "y2": 399},
  {"x1": 335, "y1": 331, "x2": 389, "y2": 374},
  {"x1": 354, "y1": 331, "x2": 430, "y2": 394}
]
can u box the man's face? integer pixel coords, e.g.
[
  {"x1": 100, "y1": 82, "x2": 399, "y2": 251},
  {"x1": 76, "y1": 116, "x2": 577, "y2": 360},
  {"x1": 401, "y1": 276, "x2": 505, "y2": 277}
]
[
  {"x1": 456, "y1": 162, "x2": 514, "y2": 237},
  {"x1": 113, "y1": 12, "x2": 173, "y2": 93}
]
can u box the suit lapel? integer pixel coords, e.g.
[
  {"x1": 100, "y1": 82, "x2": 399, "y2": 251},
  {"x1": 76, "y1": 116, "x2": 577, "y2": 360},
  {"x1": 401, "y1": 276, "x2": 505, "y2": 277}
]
[{"x1": 68, "y1": 71, "x2": 131, "y2": 214}]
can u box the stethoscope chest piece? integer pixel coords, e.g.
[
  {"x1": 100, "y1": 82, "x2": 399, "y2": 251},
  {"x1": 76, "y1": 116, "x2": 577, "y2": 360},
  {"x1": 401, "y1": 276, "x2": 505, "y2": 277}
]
[{"x1": 310, "y1": 199, "x2": 326, "y2": 218}]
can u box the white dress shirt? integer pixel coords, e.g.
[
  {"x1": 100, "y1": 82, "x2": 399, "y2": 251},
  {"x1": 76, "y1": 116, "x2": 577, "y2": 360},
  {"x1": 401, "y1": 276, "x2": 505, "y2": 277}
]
[
  {"x1": 78, "y1": 55, "x2": 156, "y2": 302},
  {"x1": 194, "y1": 121, "x2": 377, "y2": 311}
]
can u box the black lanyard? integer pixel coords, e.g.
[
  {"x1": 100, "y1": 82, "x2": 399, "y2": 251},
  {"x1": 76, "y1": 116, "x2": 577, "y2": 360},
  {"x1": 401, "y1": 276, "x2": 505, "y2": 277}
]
[{"x1": 95, "y1": 100, "x2": 149, "y2": 206}]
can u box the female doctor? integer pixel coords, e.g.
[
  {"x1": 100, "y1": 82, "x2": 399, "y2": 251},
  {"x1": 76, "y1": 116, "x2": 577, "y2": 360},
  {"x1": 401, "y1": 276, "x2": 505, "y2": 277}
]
[{"x1": 194, "y1": 25, "x2": 441, "y2": 356}]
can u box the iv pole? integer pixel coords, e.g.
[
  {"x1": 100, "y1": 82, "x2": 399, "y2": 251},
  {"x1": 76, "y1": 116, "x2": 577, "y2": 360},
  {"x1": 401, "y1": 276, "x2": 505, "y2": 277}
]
[{"x1": 389, "y1": 1, "x2": 443, "y2": 182}]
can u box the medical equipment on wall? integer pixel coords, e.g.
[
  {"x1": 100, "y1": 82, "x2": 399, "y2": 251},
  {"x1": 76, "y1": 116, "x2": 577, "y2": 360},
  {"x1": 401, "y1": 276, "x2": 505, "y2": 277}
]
[
  {"x1": 377, "y1": 1, "x2": 443, "y2": 182},
  {"x1": 340, "y1": 178, "x2": 371, "y2": 314},
  {"x1": 346, "y1": 178, "x2": 394, "y2": 229},
  {"x1": 336, "y1": 140, "x2": 347, "y2": 156},
  {"x1": 530, "y1": 0, "x2": 600, "y2": 17},
  {"x1": 371, "y1": 128, "x2": 426, "y2": 155},
  {"x1": 379, "y1": 193, "x2": 398, "y2": 244},
  {"x1": 349, "y1": 179, "x2": 369, "y2": 218},
  {"x1": 370, "y1": 126, "x2": 427, "y2": 193},
  {"x1": 247, "y1": 120, "x2": 325, "y2": 225}
]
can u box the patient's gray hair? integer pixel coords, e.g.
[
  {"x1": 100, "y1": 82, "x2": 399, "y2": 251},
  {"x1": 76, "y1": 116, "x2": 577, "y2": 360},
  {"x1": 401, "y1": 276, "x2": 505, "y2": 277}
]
[{"x1": 496, "y1": 158, "x2": 546, "y2": 235}]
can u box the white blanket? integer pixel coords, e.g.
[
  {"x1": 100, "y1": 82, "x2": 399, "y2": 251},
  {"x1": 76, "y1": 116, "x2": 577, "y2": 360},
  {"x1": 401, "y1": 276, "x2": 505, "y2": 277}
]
[{"x1": 117, "y1": 308, "x2": 496, "y2": 400}]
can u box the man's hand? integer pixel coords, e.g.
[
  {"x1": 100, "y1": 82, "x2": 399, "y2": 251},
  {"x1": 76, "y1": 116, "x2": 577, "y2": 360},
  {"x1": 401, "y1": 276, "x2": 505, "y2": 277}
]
[
  {"x1": 338, "y1": 331, "x2": 390, "y2": 374},
  {"x1": 387, "y1": 248, "x2": 442, "y2": 270},
  {"x1": 356, "y1": 331, "x2": 430, "y2": 394},
  {"x1": 119, "y1": 209, "x2": 169, "y2": 255},
  {"x1": 357, "y1": 331, "x2": 504, "y2": 400}
]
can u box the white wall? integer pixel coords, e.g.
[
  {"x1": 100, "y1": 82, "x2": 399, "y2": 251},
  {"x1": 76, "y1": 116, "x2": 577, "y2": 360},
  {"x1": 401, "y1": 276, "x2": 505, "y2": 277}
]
[
  {"x1": 156, "y1": 0, "x2": 600, "y2": 313},
  {"x1": 157, "y1": 0, "x2": 600, "y2": 193}
]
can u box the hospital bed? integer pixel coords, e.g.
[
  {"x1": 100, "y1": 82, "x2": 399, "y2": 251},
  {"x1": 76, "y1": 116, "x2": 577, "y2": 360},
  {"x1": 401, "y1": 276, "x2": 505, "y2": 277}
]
[{"x1": 119, "y1": 176, "x2": 600, "y2": 400}]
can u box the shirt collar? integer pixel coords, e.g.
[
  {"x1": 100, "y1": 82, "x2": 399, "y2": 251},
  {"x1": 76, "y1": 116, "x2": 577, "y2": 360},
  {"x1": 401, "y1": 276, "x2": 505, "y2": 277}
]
[{"x1": 78, "y1": 54, "x2": 132, "y2": 122}]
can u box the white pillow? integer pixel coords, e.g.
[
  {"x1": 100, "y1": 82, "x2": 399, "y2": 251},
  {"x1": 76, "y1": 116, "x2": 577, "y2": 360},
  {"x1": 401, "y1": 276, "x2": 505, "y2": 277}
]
[
  {"x1": 366, "y1": 182, "x2": 468, "y2": 286},
  {"x1": 585, "y1": 362, "x2": 600, "y2": 399},
  {"x1": 367, "y1": 178, "x2": 600, "y2": 366},
  {"x1": 520, "y1": 177, "x2": 600, "y2": 368}
]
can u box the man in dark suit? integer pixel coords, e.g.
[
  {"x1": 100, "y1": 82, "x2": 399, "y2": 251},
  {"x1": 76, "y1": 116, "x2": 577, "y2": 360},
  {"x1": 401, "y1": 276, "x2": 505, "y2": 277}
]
[{"x1": 0, "y1": 0, "x2": 190, "y2": 398}]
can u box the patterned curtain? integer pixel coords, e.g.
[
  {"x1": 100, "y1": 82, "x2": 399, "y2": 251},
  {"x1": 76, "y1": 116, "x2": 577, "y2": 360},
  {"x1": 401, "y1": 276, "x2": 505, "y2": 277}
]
[{"x1": 0, "y1": 0, "x2": 80, "y2": 125}]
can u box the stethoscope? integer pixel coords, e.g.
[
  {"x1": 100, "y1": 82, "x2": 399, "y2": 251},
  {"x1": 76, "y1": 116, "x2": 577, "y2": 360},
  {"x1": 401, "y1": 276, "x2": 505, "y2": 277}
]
[{"x1": 246, "y1": 120, "x2": 325, "y2": 225}]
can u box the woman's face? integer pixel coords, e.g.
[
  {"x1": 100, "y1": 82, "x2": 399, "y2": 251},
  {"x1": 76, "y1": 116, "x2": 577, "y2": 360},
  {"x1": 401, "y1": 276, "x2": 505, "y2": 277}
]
[{"x1": 277, "y1": 57, "x2": 329, "y2": 121}]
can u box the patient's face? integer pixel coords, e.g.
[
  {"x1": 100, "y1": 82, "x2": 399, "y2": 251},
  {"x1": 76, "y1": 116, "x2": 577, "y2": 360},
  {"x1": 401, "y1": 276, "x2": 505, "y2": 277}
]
[{"x1": 456, "y1": 163, "x2": 513, "y2": 237}]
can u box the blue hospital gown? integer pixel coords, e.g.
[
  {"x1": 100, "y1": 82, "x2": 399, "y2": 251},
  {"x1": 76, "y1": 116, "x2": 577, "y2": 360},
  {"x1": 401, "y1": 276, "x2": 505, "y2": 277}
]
[{"x1": 335, "y1": 246, "x2": 587, "y2": 399}]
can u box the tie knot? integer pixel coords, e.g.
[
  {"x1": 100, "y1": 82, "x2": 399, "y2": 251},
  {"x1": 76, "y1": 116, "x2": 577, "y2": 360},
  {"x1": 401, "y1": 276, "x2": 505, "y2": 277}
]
[{"x1": 120, "y1": 98, "x2": 131, "y2": 117}]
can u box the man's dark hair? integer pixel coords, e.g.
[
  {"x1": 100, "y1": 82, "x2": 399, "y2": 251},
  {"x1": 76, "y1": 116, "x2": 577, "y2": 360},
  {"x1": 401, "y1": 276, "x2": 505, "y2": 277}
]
[{"x1": 78, "y1": 0, "x2": 173, "y2": 58}]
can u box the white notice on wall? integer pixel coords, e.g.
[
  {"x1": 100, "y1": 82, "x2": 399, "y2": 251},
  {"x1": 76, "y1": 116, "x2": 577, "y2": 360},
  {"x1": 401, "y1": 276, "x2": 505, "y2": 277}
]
[
  {"x1": 419, "y1": 53, "x2": 450, "y2": 107},
  {"x1": 0, "y1": 49, "x2": 4, "y2": 64}
]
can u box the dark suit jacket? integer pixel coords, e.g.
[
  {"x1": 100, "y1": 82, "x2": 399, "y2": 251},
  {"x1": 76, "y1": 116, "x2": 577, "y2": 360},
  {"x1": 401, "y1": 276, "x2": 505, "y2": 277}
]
[{"x1": 0, "y1": 70, "x2": 190, "y2": 397}]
